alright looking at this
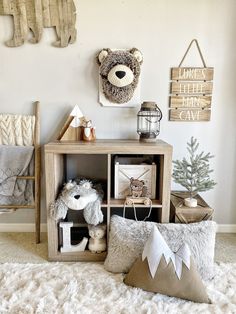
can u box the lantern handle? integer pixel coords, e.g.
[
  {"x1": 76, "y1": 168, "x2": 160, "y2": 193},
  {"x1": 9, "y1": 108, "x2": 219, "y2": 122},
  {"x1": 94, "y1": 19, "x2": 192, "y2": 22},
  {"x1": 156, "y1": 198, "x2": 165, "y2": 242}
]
[{"x1": 156, "y1": 105, "x2": 163, "y2": 121}]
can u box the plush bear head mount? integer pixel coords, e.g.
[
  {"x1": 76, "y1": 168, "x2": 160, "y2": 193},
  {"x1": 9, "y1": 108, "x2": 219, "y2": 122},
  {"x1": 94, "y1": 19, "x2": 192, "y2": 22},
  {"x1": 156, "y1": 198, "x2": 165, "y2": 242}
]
[
  {"x1": 50, "y1": 179, "x2": 104, "y2": 226},
  {"x1": 97, "y1": 48, "x2": 143, "y2": 104}
]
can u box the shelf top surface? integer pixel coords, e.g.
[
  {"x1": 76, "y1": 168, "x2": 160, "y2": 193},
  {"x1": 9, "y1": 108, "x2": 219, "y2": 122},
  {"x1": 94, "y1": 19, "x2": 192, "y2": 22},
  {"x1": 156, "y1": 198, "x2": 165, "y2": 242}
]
[{"x1": 44, "y1": 139, "x2": 173, "y2": 154}]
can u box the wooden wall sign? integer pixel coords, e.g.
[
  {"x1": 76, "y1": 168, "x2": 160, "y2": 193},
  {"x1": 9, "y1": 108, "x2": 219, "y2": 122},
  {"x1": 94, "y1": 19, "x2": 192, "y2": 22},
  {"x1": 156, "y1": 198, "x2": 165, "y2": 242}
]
[
  {"x1": 169, "y1": 40, "x2": 214, "y2": 122},
  {"x1": 0, "y1": 0, "x2": 77, "y2": 47}
]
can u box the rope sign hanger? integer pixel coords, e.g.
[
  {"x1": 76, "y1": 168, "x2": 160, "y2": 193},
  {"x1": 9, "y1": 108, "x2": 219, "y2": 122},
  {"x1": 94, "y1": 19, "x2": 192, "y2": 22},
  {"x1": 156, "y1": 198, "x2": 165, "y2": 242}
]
[{"x1": 178, "y1": 39, "x2": 207, "y2": 68}]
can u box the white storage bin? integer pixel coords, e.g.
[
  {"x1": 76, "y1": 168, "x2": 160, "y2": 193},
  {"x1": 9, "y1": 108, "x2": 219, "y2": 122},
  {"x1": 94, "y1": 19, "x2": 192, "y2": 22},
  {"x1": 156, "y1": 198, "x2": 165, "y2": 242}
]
[{"x1": 114, "y1": 160, "x2": 156, "y2": 199}]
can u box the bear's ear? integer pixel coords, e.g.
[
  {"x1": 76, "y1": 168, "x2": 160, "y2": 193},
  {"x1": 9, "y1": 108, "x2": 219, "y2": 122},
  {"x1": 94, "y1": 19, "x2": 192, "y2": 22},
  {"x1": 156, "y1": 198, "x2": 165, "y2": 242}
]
[
  {"x1": 65, "y1": 180, "x2": 76, "y2": 190},
  {"x1": 97, "y1": 48, "x2": 111, "y2": 64},
  {"x1": 81, "y1": 180, "x2": 92, "y2": 190},
  {"x1": 130, "y1": 48, "x2": 143, "y2": 64}
]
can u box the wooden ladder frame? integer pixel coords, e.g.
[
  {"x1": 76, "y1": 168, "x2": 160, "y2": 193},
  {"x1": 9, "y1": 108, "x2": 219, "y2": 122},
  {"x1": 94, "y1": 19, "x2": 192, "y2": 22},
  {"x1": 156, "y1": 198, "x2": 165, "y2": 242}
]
[{"x1": 0, "y1": 101, "x2": 41, "y2": 243}]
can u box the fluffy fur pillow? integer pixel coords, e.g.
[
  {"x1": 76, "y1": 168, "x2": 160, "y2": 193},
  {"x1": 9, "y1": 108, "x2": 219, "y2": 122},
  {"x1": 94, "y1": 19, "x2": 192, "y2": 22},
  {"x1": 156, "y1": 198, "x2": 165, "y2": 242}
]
[{"x1": 104, "y1": 215, "x2": 217, "y2": 280}]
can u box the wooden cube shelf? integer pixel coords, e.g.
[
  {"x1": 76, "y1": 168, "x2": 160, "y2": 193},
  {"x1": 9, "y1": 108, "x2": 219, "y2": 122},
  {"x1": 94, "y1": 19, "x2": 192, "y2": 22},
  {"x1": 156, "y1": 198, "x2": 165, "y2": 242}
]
[{"x1": 44, "y1": 139, "x2": 173, "y2": 261}]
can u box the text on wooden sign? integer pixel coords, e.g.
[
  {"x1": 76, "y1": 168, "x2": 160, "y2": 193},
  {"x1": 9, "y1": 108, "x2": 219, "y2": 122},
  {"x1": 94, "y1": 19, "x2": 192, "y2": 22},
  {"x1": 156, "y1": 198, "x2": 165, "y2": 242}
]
[
  {"x1": 169, "y1": 66, "x2": 214, "y2": 122},
  {"x1": 171, "y1": 82, "x2": 213, "y2": 94},
  {"x1": 169, "y1": 109, "x2": 211, "y2": 122},
  {"x1": 169, "y1": 96, "x2": 211, "y2": 109},
  {"x1": 171, "y1": 67, "x2": 214, "y2": 81}
]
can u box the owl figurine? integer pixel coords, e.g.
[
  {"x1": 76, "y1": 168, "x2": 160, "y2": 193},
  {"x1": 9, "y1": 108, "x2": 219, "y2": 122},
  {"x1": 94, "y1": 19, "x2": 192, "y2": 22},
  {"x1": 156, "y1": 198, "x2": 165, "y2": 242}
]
[{"x1": 88, "y1": 224, "x2": 106, "y2": 253}]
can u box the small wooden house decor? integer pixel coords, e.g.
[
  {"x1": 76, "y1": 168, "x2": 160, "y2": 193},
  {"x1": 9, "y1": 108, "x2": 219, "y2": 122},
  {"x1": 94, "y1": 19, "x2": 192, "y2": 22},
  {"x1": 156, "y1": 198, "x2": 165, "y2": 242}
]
[
  {"x1": 169, "y1": 39, "x2": 214, "y2": 122},
  {"x1": 0, "y1": 0, "x2": 77, "y2": 47},
  {"x1": 57, "y1": 105, "x2": 84, "y2": 141}
]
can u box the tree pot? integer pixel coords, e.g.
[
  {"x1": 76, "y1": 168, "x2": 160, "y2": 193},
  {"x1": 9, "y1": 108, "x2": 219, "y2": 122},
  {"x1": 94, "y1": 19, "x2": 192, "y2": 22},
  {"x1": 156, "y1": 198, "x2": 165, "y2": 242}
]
[{"x1": 184, "y1": 197, "x2": 198, "y2": 207}]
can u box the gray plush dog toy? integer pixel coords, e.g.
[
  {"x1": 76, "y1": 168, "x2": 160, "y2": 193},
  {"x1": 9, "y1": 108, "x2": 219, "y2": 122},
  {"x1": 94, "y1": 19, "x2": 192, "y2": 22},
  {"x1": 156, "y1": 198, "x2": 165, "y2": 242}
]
[{"x1": 50, "y1": 179, "x2": 104, "y2": 226}]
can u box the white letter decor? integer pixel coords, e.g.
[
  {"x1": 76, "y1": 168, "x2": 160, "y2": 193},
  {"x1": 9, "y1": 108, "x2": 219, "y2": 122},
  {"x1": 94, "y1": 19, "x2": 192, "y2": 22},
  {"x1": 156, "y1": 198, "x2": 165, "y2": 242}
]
[
  {"x1": 97, "y1": 48, "x2": 143, "y2": 107},
  {"x1": 60, "y1": 222, "x2": 88, "y2": 253}
]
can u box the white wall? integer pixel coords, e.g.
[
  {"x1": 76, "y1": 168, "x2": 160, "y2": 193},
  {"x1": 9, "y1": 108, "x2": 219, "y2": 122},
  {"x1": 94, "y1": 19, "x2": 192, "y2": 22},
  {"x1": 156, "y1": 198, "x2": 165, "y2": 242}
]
[{"x1": 0, "y1": 0, "x2": 235, "y2": 225}]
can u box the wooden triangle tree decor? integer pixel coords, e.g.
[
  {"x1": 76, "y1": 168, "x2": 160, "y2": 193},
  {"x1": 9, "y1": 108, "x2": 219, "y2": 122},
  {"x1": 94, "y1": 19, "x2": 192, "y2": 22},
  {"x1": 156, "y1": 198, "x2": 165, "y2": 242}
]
[{"x1": 57, "y1": 105, "x2": 84, "y2": 141}]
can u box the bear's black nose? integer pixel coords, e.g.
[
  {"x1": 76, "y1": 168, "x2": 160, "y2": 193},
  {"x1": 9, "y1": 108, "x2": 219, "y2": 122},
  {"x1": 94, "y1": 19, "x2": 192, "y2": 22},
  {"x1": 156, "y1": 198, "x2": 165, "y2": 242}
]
[
  {"x1": 115, "y1": 71, "x2": 126, "y2": 79},
  {"x1": 74, "y1": 195, "x2": 80, "y2": 200}
]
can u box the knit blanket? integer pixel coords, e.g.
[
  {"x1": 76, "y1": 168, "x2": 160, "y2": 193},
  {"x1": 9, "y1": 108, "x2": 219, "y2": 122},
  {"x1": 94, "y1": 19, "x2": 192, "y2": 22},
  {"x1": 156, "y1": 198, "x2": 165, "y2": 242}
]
[
  {"x1": 0, "y1": 145, "x2": 34, "y2": 211},
  {"x1": 0, "y1": 114, "x2": 35, "y2": 146}
]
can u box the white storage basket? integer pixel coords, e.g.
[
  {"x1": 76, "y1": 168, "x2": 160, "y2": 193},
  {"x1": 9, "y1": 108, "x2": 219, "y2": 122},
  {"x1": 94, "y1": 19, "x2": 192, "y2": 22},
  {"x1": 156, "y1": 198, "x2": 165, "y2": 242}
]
[{"x1": 114, "y1": 162, "x2": 156, "y2": 199}]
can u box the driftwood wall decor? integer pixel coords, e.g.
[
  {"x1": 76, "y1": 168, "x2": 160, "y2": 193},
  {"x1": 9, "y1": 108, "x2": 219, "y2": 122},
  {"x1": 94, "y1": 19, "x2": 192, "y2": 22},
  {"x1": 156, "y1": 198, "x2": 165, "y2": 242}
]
[{"x1": 0, "y1": 0, "x2": 77, "y2": 47}]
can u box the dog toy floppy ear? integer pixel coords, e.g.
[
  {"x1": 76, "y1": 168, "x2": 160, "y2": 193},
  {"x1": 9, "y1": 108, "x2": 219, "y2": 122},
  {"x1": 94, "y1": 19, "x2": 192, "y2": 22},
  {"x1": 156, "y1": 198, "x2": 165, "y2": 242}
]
[
  {"x1": 50, "y1": 180, "x2": 76, "y2": 220},
  {"x1": 50, "y1": 198, "x2": 68, "y2": 220},
  {"x1": 83, "y1": 198, "x2": 103, "y2": 226}
]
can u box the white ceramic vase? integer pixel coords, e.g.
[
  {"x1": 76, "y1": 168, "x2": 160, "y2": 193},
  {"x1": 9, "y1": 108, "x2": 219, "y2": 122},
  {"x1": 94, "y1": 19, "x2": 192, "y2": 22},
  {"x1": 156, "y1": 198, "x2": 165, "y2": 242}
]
[{"x1": 184, "y1": 197, "x2": 198, "y2": 207}]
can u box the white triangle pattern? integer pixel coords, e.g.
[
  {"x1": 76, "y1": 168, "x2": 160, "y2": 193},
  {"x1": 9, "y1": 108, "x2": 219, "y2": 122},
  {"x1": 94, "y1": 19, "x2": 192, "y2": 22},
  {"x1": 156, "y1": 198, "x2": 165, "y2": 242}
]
[
  {"x1": 142, "y1": 226, "x2": 191, "y2": 280},
  {"x1": 70, "y1": 105, "x2": 84, "y2": 127}
]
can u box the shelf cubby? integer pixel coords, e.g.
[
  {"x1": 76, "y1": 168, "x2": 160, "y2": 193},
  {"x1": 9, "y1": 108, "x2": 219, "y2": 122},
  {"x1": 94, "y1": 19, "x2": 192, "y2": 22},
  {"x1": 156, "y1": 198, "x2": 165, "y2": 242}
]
[{"x1": 44, "y1": 139, "x2": 172, "y2": 261}]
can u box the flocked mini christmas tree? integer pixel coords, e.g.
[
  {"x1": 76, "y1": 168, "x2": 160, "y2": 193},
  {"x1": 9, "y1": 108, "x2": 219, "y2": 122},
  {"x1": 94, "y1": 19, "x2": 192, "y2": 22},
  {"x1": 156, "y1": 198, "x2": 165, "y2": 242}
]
[{"x1": 172, "y1": 137, "x2": 216, "y2": 207}]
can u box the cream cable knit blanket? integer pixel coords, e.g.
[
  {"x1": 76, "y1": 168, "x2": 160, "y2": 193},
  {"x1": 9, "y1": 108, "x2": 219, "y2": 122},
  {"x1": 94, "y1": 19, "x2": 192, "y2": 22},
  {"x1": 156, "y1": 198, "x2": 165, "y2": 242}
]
[{"x1": 0, "y1": 114, "x2": 35, "y2": 146}]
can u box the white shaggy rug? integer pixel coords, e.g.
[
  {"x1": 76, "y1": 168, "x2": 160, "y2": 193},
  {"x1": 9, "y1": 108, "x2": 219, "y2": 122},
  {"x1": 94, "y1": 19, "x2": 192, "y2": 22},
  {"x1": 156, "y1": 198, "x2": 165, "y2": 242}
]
[{"x1": 0, "y1": 262, "x2": 235, "y2": 314}]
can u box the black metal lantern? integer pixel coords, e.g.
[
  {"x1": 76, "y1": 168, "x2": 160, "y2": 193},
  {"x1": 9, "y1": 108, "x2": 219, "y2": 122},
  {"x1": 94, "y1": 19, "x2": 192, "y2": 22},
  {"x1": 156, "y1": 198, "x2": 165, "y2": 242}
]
[{"x1": 137, "y1": 102, "x2": 162, "y2": 142}]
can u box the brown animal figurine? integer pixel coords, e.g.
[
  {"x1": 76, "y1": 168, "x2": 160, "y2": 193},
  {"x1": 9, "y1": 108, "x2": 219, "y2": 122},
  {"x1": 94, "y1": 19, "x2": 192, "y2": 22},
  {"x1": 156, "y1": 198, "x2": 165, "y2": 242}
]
[
  {"x1": 88, "y1": 224, "x2": 106, "y2": 253},
  {"x1": 130, "y1": 177, "x2": 148, "y2": 198},
  {"x1": 82, "y1": 120, "x2": 96, "y2": 142}
]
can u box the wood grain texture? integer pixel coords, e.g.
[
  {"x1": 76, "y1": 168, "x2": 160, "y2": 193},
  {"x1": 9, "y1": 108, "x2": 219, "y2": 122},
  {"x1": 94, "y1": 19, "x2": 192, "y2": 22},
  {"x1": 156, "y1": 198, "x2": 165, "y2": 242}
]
[
  {"x1": 107, "y1": 154, "x2": 111, "y2": 243},
  {"x1": 0, "y1": 0, "x2": 76, "y2": 47},
  {"x1": 44, "y1": 139, "x2": 173, "y2": 261},
  {"x1": 161, "y1": 152, "x2": 172, "y2": 222},
  {"x1": 171, "y1": 82, "x2": 213, "y2": 95},
  {"x1": 109, "y1": 198, "x2": 161, "y2": 208},
  {"x1": 34, "y1": 101, "x2": 41, "y2": 243},
  {"x1": 169, "y1": 109, "x2": 211, "y2": 121},
  {"x1": 57, "y1": 116, "x2": 74, "y2": 140},
  {"x1": 45, "y1": 139, "x2": 173, "y2": 155},
  {"x1": 170, "y1": 96, "x2": 212, "y2": 109},
  {"x1": 170, "y1": 192, "x2": 214, "y2": 223},
  {"x1": 171, "y1": 67, "x2": 214, "y2": 81},
  {"x1": 60, "y1": 125, "x2": 82, "y2": 141},
  {"x1": 45, "y1": 152, "x2": 61, "y2": 260}
]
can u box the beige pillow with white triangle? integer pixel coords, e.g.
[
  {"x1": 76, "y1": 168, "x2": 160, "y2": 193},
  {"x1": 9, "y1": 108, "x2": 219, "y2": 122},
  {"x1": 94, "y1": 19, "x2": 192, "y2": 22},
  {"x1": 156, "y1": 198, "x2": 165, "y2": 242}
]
[{"x1": 124, "y1": 226, "x2": 211, "y2": 303}]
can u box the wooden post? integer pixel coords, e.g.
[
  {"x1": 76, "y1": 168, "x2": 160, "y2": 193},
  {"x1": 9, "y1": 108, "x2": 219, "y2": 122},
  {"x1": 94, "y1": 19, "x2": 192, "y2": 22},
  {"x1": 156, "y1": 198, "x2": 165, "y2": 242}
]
[{"x1": 34, "y1": 101, "x2": 41, "y2": 243}]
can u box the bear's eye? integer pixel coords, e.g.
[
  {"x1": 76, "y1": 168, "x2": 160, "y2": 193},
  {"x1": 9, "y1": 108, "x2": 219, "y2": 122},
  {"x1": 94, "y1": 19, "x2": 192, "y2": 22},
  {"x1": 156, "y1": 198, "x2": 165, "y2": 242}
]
[{"x1": 101, "y1": 74, "x2": 107, "y2": 79}]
